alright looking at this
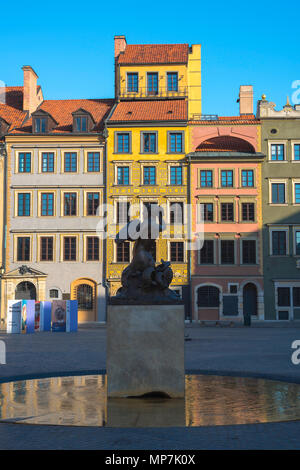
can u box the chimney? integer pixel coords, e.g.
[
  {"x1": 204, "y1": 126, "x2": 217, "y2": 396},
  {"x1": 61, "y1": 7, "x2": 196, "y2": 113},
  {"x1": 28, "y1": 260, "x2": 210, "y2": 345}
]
[
  {"x1": 238, "y1": 85, "x2": 253, "y2": 115},
  {"x1": 22, "y1": 66, "x2": 39, "y2": 115},
  {"x1": 114, "y1": 35, "x2": 126, "y2": 58}
]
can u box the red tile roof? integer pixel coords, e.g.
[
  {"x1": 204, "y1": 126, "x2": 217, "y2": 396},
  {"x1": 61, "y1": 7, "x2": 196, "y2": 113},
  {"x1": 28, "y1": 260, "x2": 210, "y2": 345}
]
[
  {"x1": 109, "y1": 100, "x2": 187, "y2": 122},
  {"x1": 10, "y1": 98, "x2": 115, "y2": 134},
  {"x1": 117, "y1": 44, "x2": 189, "y2": 65},
  {"x1": 196, "y1": 136, "x2": 255, "y2": 153},
  {"x1": 0, "y1": 87, "x2": 28, "y2": 131}
]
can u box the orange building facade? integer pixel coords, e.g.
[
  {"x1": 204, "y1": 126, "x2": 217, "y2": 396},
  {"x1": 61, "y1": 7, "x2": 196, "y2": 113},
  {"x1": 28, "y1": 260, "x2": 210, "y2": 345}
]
[{"x1": 188, "y1": 108, "x2": 265, "y2": 322}]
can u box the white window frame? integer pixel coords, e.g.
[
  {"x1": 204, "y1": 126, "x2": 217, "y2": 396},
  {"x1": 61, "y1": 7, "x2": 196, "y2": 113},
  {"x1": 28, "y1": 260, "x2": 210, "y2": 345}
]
[
  {"x1": 293, "y1": 226, "x2": 300, "y2": 256},
  {"x1": 292, "y1": 179, "x2": 300, "y2": 205},
  {"x1": 268, "y1": 141, "x2": 287, "y2": 162},
  {"x1": 291, "y1": 141, "x2": 300, "y2": 162},
  {"x1": 269, "y1": 227, "x2": 289, "y2": 256},
  {"x1": 269, "y1": 179, "x2": 288, "y2": 205},
  {"x1": 275, "y1": 281, "x2": 300, "y2": 320},
  {"x1": 114, "y1": 161, "x2": 132, "y2": 186}
]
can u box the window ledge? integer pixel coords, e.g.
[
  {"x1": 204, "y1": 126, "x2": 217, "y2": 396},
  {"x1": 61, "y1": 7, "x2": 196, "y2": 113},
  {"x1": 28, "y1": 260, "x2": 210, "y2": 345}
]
[{"x1": 268, "y1": 203, "x2": 288, "y2": 206}]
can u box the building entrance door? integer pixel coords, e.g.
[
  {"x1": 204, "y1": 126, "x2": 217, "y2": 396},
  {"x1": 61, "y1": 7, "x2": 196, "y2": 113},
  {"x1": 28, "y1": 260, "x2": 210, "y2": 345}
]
[
  {"x1": 243, "y1": 283, "x2": 257, "y2": 317},
  {"x1": 15, "y1": 281, "x2": 37, "y2": 300}
]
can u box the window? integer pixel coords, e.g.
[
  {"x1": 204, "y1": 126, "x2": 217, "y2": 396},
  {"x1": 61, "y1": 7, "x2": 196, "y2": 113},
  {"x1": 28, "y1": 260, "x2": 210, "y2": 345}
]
[
  {"x1": 18, "y1": 153, "x2": 31, "y2": 173},
  {"x1": 170, "y1": 242, "x2": 184, "y2": 262},
  {"x1": 116, "y1": 241, "x2": 130, "y2": 262},
  {"x1": 86, "y1": 237, "x2": 99, "y2": 261},
  {"x1": 63, "y1": 237, "x2": 77, "y2": 261},
  {"x1": 229, "y1": 284, "x2": 238, "y2": 294},
  {"x1": 170, "y1": 202, "x2": 184, "y2": 225},
  {"x1": 278, "y1": 287, "x2": 290, "y2": 306},
  {"x1": 294, "y1": 183, "x2": 300, "y2": 204},
  {"x1": 42, "y1": 152, "x2": 54, "y2": 172},
  {"x1": 221, "y1": 203, "x2": 234, "y2": 221},
  {"x1": 75, "y1": 116, "x2": 87, "y2": 132},
  {"x1": 147, "y1": 72, "x2": 158, "y2": 95},
  {"x1": 49, "y1": 289, "x2": 59, "y2": 299},
  {"x1": 242, "y1": 203, "x2": 255, "y2": 221},
  {"x1": 241, "y1": 170, "x2": 254, "y2": 187},
  {"x1": 34, "y1": 117, "x2": 46, "y2": 133},
  {"x1": 142, "y1": 133, "x2": 157, "y2": 153},
  {"x1": 271, "y1": 183, "x2": 285, "y2": 204},
  {"x1": 197, "y1": 286, "x2": 219, "y2": 308},
  {"x1": 242, "y1": 240, "x2": 256, "y2": 264},
  {"x1": 127, "y1": 73, "x2": 138, "y2": 92},
  {"x1": 40, "y1": 237, "x2": 53, "y2": 261},
  {"x1": 200, "y1": 170, "x2": 213, "y2": 187},
  {"x1": 117, "y1": 201, "x2": 130, "y2": 224},
  {"x1": 167, "y1": 72, "x2": 178, "y2": 92},
  {"x1": 117, "y1": 133, "x2": 130, "y2": 153},
  {"x1": 17, "y1": 237, "x2": 30, "y2": 261},
  {"x1": 117, "y1": 166, "x2": 129, "y2": 185},
  {"x1": 221, "y1": 170, "x2": 233, "y2": 187},
  {"x1": 77, "y1": 284, "x2": 93, "y2": 310},
  {"x1": 64, "y1": 193, "x2": 77, "y2": 216},
  {"x1": 64, "y1": 152, "x2": 77, "y2": 172},
  {"x1": 18, "y1": 193, "x2": 30, "y2": 216},
  {"x1": 271, "y1": 144, "x2": 285, "y2": 161},
  {"x1": 87, "y1": 193, "x2": 100, "y2": 216},
  {"x1": 294, "y1": 144, "x2": 300, "y2": 161},
  {"x1": 221, "y1": 240, "x2": 235, "y2": 264},
  {"x1": 169, "y1": 132, "x2": 183, "y2": 153},
  {"x1": 296, "y1": 231, "x2": 300, "y2": 255},
  {"x1": 293, "y1": 287, "x2": 300, "y2": 307},
  {"x1": 87, "y1": 152, "x2": 100, "y2": 172},
  {"x1": 170, "y1": 166, "x2": 182, "y2": 185},
  {"x1": 143, "y1": 166, "x2": 156, "y2": 185},
  {"x1": 272, "y1": 231, "x2": 287, "y2": 255},
  {"x1": 199, "y1": 240, "x2": 214, "y2": 264},
  {"x1": 41, "y1": 193, "x2": 54, "y2": 216},
  {"x1": 143, "y1": 202, "x2": 163, "y2": 226},
  {"x1": 201, "y1": 203, "x2": 213, "y2": 222}
]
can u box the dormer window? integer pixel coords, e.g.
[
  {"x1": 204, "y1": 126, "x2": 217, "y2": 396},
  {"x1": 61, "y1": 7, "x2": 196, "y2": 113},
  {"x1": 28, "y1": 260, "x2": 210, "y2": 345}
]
[
  {"x1": 32, "y1": 110, "x2": 57, "y2": 134},
  {"x1": 34, "y1": 117, "x2": 46, "y2": 133},
  {"x1": 72, "y1": 108, "x2": 95, "y2": 133},
  {"x1": 0, "y1": 117, "x2": 10, "y2": 136},
  {"x1": 75, "y1": 116, "x2": 87, "y2": 132}
]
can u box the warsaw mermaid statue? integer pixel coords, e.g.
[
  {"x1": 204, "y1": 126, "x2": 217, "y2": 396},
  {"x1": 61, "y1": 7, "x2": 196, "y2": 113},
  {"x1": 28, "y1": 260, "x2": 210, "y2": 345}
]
[{"x1": 111, "y1": 205, "x2": 180, "y2": 304}]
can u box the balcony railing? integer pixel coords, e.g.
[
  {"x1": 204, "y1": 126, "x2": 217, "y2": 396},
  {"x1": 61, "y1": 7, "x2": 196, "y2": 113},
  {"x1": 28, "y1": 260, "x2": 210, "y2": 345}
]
[
  {"x1": 118, "y1": 87, "x2": 188, "y2": 100},
  {"x1": 191, "y1": 114, "x2": 219, "y2": 121}
]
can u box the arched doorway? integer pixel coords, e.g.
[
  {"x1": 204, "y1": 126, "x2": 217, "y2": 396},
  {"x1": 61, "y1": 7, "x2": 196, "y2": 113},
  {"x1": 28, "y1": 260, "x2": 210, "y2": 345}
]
[
  {"x1": 15, "y1": 281, "x2": 36, "y2": 300},
  {"x1": 243, "y1": 283, "x2": 257, "y2": 317},
  {"x1": 197, "y1": 285, "x2": 220, "y2": 320},
  {"x1": 71, "y1": 278, "x2": 97, "y2": 322}
]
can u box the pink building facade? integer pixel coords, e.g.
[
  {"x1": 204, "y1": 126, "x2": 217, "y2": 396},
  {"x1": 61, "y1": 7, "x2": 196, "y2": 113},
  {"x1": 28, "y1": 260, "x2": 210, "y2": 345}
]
[{"x1": 188, "y1": 117, "x2": 265, "y2": 322}]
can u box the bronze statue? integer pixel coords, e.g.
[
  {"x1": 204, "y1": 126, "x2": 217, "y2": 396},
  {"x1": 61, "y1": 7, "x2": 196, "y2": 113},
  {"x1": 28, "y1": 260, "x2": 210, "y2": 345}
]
[{"x1": 111, "y1": 204, "x2": 180, "y2": 304}]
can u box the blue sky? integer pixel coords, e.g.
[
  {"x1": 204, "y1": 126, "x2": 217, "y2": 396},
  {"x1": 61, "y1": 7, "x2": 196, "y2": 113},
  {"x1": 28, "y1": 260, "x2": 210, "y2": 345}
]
[{"x1": 1, "y1": 0, "x2": 299, "y2": 116}]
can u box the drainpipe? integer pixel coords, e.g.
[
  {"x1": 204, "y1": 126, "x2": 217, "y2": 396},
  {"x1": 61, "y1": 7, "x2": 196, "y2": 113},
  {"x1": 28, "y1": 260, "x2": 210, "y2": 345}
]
[
  {"x1": 187, "y1": 154, "x2": 192, "y2": 323},
  {"x1": 102, "y1": 103, "x2": 117, "y2": 322},
  {"x1": 0, "y1": 142, "x2": 7, "y2": 327}
]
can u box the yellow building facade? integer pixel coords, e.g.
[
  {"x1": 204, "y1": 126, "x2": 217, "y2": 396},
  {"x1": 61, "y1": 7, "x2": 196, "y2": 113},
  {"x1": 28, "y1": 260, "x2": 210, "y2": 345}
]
[
  {"x1": 114, "y1": 36, "x2": 201, "y2": 119},
  {"x1": 106, "y1": 36, "x2": 202, "y2": 313},
  {"x1": 106, "y1": 119, "x2": 189, "y2": 305}
]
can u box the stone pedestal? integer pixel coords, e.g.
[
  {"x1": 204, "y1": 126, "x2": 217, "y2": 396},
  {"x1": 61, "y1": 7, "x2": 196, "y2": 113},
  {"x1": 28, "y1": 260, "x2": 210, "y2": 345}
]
[{"x1": 107, "y1": 304, "x2": 185, "y2": 398}]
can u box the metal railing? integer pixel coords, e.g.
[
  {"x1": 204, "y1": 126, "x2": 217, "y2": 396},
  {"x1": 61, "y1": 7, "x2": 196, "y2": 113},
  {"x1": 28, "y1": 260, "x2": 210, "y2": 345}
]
[
  {"x1": 191, "y1": 114, "x2": 219, "y2": 121},
  {"x1": 118, "y1": 87, "x2": 188, "y2": 99}
]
